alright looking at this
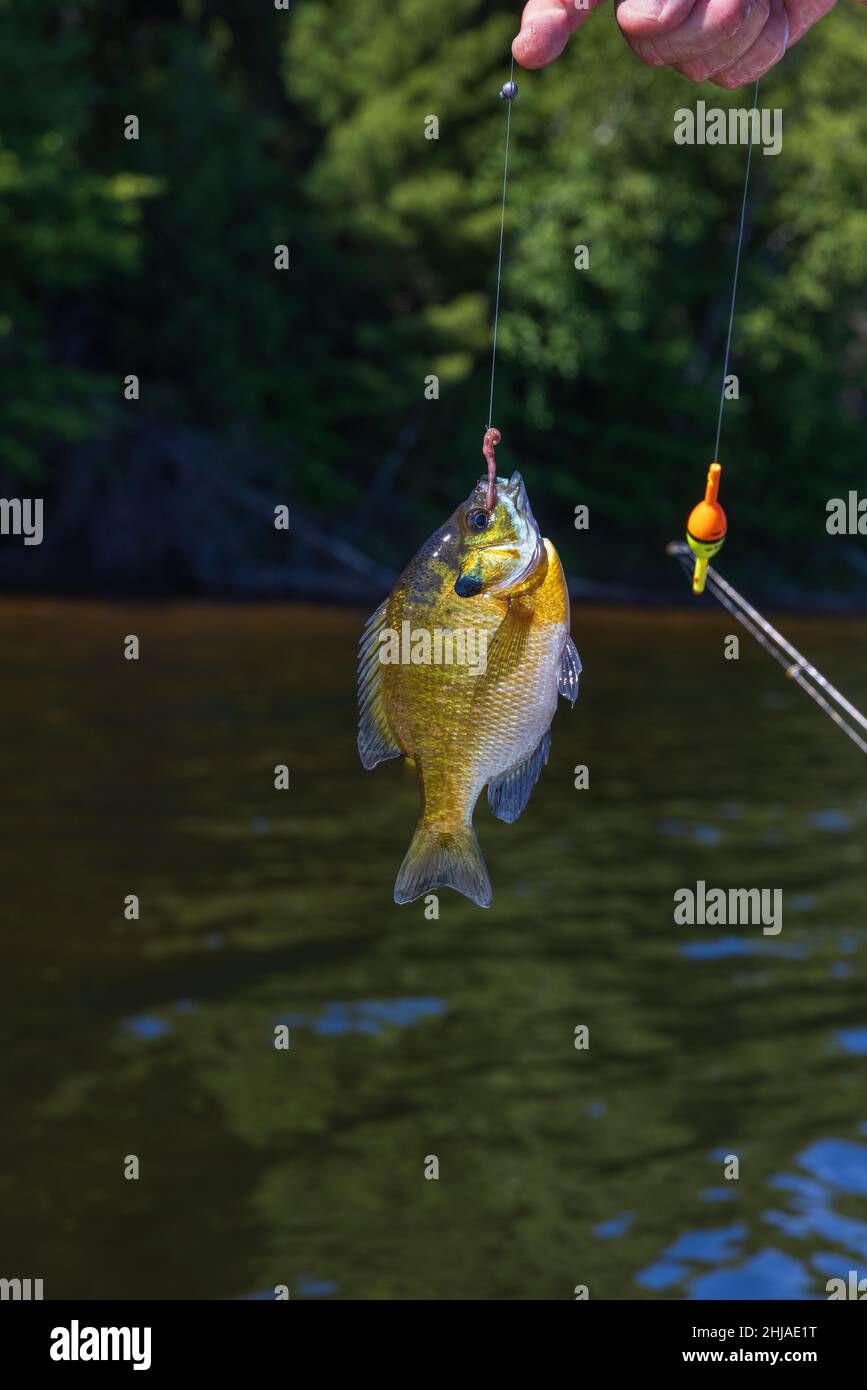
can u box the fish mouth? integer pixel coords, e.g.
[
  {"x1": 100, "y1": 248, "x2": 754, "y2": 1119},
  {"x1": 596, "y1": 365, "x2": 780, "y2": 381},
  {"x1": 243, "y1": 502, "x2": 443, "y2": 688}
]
[
  {"x1": 505, "y1": 471, "x2": 530, "y2": 513},
  {"x1": 470, "y1": 470, "x2": 529, "y2": 515},
  {"x1": 454, "y1": 574, "x2": 484, "y2": 598}
]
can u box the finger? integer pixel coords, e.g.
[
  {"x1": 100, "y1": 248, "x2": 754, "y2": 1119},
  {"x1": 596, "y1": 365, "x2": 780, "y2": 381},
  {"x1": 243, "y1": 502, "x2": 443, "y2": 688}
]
[
  {"x1": 512, "y1": 0, "x2": 607, "y2": 69},
  {"x1": 615, "y1": 0, "x2": 700, "y2": 39},
  {"x1": 783, "y1": 0, "x2": 836, "y2": 46},
  {"x1": 709, "y1": 0, "x2": 788, "y2": 87},
  {"x1": 622, "y1": 0, "x2": 759, "y2": 67},
  {"x1": 670, "y1": 0, "x2": 771, "y2": 79}
]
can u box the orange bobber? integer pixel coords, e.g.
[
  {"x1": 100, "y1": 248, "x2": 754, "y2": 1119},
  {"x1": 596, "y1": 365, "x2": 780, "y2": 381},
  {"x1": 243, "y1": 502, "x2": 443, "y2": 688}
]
[{"x1": 686, "y1": 462, "x2": 727, "y2": 594}]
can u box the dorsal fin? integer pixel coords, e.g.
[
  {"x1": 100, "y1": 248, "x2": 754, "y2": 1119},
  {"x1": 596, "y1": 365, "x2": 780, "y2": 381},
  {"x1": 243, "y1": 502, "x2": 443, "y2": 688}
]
[{"x1": 357, "y1": 599, "x2": 402, "y2": 769}]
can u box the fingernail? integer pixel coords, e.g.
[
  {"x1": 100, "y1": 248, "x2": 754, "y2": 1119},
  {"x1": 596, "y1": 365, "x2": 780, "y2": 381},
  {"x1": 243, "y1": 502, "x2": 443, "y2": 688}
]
[{"x1": 620, "y1": 0, "x2": 667, "y2": 17}]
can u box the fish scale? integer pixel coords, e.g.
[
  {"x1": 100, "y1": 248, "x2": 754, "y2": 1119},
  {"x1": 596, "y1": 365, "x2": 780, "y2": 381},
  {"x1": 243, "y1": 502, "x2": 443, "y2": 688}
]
[{"x1": 358, "y1": 471, "x2": 580, "y2": 907}]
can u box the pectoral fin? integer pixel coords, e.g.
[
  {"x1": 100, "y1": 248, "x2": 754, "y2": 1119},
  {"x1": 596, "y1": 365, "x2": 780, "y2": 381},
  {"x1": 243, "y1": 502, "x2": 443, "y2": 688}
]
[
  {"x1": 476, "y1": 598, "x2": 533, "y2": 693},
  {"x1": 358, "y1": 599, "x2": 402, "y2": 769},
  {"x1": 558, "y1": 635, "x2": 582, "y2": 706},
  {"x1": 487, "y1": 730, "x2": 551, "y2": 823}
]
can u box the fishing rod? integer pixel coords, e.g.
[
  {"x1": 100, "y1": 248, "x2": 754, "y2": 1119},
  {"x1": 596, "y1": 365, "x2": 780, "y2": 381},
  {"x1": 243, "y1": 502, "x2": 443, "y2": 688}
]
[{"x1": 667, "y1": 541, "x2": 867, "y2": 756}]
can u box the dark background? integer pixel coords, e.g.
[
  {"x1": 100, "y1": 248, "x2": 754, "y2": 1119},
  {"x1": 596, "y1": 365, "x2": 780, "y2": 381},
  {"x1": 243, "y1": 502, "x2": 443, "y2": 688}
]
[
  {"x1": 2, "y1": 2, "x2": 867, "y2": 1305},
  {"x1": 2, "y1": 0, "x2": 866, "y2": 604}
]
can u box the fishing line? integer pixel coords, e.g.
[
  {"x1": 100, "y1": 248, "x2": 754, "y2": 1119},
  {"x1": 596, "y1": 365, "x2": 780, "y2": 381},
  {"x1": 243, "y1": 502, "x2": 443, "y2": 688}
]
[
  {"x1": 673, "y1": 80, "x2": 867, "y2": 754},
  {"x1": 668, "y1": 541, "x2": 867, "y2": 755},
  {"x1": 682, "y1": 84, "x2": 763, "y2": 594},
  {"x1": 486, "y1": 56, "x2": 516, "y2": 434},
  {"x1": 713, "y1": 77, "x2": 760, "y2": 461}
]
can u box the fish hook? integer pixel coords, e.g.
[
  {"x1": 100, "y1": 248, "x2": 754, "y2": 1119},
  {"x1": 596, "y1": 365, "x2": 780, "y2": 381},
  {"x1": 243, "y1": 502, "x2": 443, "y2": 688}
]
[{"x1": 482, "y1": 426, "x2": 501, "y2": 513}]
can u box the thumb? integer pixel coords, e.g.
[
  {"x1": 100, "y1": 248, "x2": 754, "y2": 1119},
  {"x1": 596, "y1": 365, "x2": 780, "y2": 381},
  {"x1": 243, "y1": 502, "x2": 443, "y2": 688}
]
[{"x1": 512, "y1": 0, "x2": 608, "y2": 69}]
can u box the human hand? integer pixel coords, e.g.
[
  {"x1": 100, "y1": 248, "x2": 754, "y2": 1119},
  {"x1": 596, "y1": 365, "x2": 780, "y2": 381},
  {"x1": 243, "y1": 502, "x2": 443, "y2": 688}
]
[{"x1": 513, "y1": 0, "x2": 841, "y2": 88}]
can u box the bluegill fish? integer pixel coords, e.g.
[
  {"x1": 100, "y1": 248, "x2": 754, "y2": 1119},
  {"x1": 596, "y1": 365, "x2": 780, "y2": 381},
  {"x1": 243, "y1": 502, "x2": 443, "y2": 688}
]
[{"x1": 358, "y1": 470, "x2": 581, "y2": 906}]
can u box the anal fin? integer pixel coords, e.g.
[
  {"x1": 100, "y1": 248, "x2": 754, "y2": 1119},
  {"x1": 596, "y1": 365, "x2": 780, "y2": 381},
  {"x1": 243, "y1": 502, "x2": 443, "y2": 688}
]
[{"x1": 487, "y1": 729, "x2": 551, "y2": 824}]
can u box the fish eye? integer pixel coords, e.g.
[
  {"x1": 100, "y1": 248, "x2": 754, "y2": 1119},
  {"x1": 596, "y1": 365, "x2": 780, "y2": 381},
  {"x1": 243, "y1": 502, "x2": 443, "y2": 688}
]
[{"x1": 467, "y1": 509, "x2": 489, "y2": 531}]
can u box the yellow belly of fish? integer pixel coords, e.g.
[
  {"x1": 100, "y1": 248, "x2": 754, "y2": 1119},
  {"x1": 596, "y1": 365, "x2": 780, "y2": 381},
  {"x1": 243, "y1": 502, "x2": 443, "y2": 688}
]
[{"x1": 383, "y1": 540, "x2": 569, "y2": 829}]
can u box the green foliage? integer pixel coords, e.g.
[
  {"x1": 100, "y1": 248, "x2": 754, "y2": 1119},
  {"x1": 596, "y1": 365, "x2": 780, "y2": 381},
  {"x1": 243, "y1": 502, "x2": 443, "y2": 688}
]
[
  {"x1": 1, "y1": 0, "x2": 866, "y2": 589},
  {"x1": 0, "y1": 1, "x2": 158, "y2": 474}
]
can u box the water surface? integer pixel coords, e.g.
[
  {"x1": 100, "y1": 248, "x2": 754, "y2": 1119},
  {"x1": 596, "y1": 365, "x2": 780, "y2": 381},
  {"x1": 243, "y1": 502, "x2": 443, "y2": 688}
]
[{"x1": 1, "y1": 599, "x2": 865, "y2": 1299}]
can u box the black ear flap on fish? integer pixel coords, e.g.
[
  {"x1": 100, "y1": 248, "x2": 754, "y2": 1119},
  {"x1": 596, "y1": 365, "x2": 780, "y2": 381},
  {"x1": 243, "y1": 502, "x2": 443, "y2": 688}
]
[{"x1": 455, "y1": 560, "x2": 484, "y2": 598}]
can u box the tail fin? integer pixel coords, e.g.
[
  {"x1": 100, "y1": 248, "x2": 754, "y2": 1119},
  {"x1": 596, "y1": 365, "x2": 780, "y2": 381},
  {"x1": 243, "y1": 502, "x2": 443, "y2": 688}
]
[{"x1": 394, "y1": 821, "x2": 492, "y2": 908}]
